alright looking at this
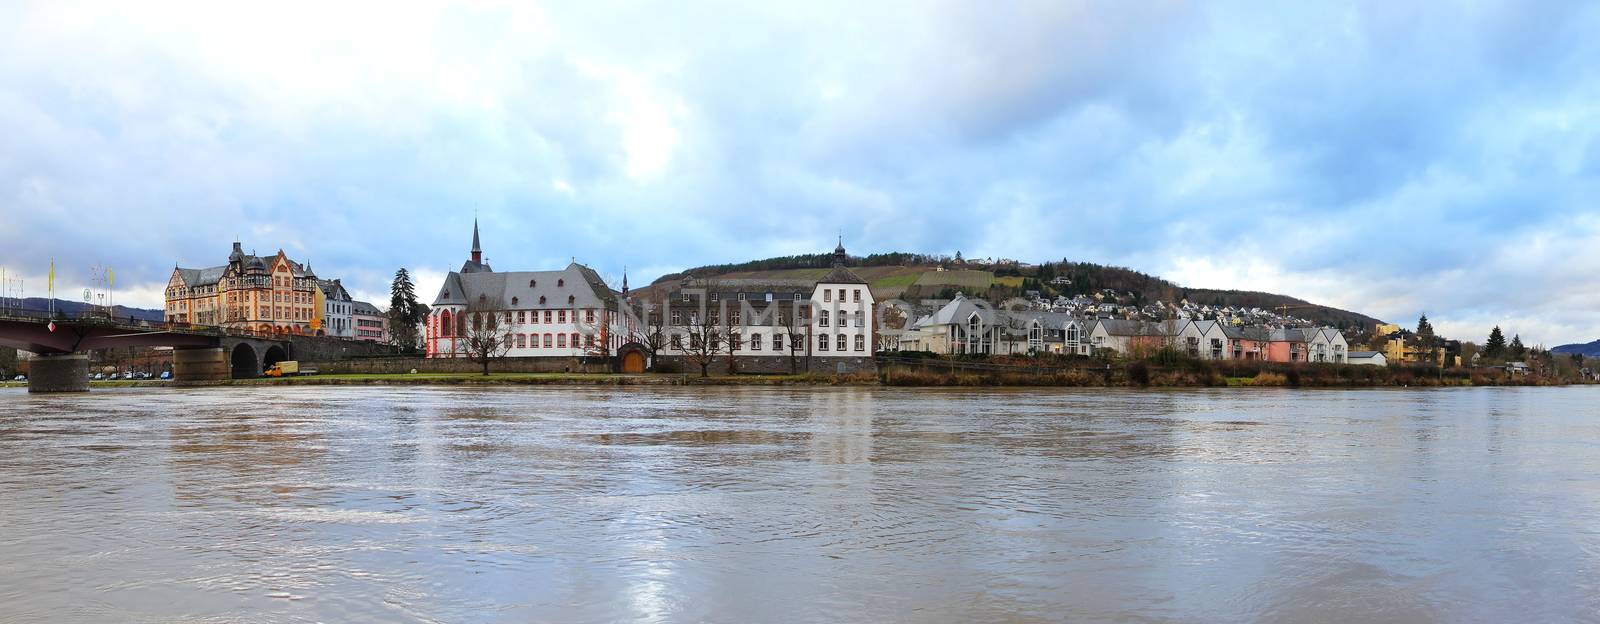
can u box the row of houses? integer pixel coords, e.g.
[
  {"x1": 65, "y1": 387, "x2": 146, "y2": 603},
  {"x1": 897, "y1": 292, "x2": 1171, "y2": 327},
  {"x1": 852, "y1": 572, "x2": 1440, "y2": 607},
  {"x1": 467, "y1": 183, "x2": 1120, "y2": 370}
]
[{"x1": 896, "y1": 294, "x2": 1364, "y2": 364}]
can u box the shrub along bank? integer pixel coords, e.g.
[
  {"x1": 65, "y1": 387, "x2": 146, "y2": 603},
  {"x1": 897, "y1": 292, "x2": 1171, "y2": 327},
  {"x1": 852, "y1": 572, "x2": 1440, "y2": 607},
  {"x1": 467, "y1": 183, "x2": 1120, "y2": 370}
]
[{"x1": 877, "y1": 354, "x2": 1575, "y2": 388}]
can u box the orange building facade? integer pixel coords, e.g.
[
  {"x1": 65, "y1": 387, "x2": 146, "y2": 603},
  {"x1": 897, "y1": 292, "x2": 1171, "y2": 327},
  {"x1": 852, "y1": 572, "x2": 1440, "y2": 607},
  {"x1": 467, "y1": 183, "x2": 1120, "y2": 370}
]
[{"x1": 165, "y1": 243, "x2": 325, "y2": 336}]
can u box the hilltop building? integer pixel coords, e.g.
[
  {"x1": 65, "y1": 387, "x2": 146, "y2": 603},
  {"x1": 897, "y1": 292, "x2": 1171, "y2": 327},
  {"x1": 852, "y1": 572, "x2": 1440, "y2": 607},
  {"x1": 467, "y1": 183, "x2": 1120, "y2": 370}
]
[{"x1": 164, "y1": 243, "x2": 326, "y2": 336}]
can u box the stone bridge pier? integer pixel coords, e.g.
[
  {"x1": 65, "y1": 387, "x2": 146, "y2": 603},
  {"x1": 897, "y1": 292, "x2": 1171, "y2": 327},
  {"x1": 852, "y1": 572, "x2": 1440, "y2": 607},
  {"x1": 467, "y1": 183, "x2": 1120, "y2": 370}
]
[{"x1": 27, "y1": 353, "x2": 90, "y2": 393}]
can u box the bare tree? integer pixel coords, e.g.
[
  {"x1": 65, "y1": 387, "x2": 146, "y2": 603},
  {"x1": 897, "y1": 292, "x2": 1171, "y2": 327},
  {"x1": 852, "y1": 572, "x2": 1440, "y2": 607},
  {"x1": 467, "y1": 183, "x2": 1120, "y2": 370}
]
[
  {"x1": 678, "y1": 307, "x2": 724, "y2": 377},
  {"x1": 779, "y1": 298, "x2": 811, "y2": 373},
  {"x1": 456, "y1": 297, "x2": 513, "y2": 375},
  {"x1": 875, "y1": 301, "x2": 909, "y2": 353},
  {"x1": 627, "y1": 299, "x2": 671, "y2": 372}
]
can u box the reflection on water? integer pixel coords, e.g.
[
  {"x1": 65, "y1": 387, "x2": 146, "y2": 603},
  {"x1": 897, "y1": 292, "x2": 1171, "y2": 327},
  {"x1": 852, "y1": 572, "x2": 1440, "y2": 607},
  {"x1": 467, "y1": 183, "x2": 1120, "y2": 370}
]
[{"x1": 3, "y1": 386, "x2": 1600, "y2": 622}]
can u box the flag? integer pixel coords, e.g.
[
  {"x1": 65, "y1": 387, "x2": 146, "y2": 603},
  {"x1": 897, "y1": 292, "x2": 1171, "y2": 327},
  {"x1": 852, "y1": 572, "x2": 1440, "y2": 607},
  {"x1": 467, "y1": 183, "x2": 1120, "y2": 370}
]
[
  {"x1": 47, "y1": 261, "x2": 54, "y2": 293},
  {"x1": 108, "y1": 268, "x2": 114, "y2": 289}
]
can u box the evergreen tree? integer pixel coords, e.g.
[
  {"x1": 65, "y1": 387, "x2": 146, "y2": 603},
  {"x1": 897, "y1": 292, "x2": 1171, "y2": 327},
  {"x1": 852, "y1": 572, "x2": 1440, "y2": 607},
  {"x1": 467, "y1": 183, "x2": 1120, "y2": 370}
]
[
  {"x1": 389, "y1": 268, "x2": 424, "y2": 353},
  {"x1": 1484, "y1": 326, "x2": 1506, "y2": 358},
  {"x1": 1416, "y1": 314, "x2": 1434, "y2": 337},
  {"x1": 1509, "y1": 334, "x2": 1526, "y2": 359}
]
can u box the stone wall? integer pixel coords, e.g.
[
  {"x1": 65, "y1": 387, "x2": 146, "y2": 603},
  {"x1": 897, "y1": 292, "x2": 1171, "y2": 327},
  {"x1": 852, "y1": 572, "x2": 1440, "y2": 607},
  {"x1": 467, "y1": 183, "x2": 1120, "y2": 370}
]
[
  {"x1": 303, "y1": 356, "x2": 614, "y2": 375},
  {"x1": 657, "y1": 355, "x2": 876, "y2": 375},
  {"x1": 287, "y1": 335, "x2": 395, "y2": 362}
]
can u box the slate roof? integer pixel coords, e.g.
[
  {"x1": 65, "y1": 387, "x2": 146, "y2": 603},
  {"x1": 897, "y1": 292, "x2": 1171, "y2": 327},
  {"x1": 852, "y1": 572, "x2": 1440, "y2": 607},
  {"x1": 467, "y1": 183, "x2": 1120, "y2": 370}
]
[
  {"x1": 351, "y1": 301, "x2": 383, "y2": 316},
  {"x1": 433, "y1": 262, "x2": 616, "y2": 310},
  {"x1": 1348, "y1": 351, "x2": 1383, "y2": 358},
  {"x1": 817, "y1": 264, "x2": 868, "y2": 285}
]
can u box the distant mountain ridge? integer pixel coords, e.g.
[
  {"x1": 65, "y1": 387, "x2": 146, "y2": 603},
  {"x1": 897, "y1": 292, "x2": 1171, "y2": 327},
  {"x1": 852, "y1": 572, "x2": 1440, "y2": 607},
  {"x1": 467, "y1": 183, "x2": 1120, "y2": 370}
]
[
  {"x1": 5, "y1": 297, "x2": 164, "y2": 322},
  {"x1": 1552, "y1": 341, "x2": 1600, "y2": 357},
  {"x1": 646, "y1": 253, "x2": 1383, "y2": 331}
]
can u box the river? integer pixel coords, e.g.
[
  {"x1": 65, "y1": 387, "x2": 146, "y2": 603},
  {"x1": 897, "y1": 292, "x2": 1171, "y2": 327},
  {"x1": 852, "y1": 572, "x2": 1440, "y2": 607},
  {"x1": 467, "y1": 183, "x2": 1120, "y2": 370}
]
[{"x1": 2, "y1": 386, "x2": 1598, "y2": 623}]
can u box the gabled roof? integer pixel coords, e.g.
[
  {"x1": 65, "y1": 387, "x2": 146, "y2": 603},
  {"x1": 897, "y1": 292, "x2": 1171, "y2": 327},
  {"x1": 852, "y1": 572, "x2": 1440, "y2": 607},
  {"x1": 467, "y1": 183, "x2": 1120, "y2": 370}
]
[
  {"x1": 352, "y1": 301, "x2": 383, "y2": 316},
  {"x1": 817, "y1": 264, "x2": 868, "y2": 285},
  {"x1": 433, "y1": 263, "x2": 616, "y2": 310},
  {"x1": 913, "y1": 294, "x2": 996, "y2": 328}
]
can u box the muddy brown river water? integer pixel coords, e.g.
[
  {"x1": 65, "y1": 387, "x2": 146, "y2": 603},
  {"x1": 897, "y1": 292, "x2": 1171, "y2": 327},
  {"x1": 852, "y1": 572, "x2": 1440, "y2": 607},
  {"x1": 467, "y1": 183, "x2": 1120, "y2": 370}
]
[{"x1": 2, "y1": 385, "x2": 1598, "y2": 622}]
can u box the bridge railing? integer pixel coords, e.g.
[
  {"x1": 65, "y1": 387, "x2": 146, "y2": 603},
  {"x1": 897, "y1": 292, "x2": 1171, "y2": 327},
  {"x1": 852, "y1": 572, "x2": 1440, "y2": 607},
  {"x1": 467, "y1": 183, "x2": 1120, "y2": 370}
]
[{"x1": 0, "y1": 306, "x2": 352, "y2": 341}]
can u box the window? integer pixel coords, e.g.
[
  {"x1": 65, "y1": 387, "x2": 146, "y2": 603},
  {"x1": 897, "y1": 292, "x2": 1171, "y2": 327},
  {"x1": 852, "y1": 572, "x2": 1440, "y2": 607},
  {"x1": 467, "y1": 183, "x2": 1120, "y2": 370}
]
[
  {"x1": 511, "y1": 297, "x2": 519, "y2": 306},
  {"x1": 751, "y1": 334, "x2": 763, "y2": 350},
  {"x1": 855, "y1": 335, "x2": 865, "y2": 351},
  {"x1": 837, "y1": 312, "x2": 847, "y2": 328},
  {"x1": 571, "y1": 333, "x2": 580, "y2": 348},
  {"x1": 681, "y1": 292, "x2": 691, "y2": 302},
  {"x1": 503, "y1": 335, "x2": 514, "y2": 349},
  {"x1": 710, "y1": 333, "x2": 721, "y2": 350},
  {"x1": 557, "y1": 334, "x2": 567, "y2": 348},
  {"x1": 737, "y1": 292, "x2": 745, "y2": 301},
  {"x1": 539, "y1": 296, "x2": 547, "y2": 305},
  {"x1": 793, "y1": 292, "x2": 802, "y2": 301},
  {"x1": 818, "y1": 334, "x2": 830, "y2": 351},
  {"x1": 671, "y1": 334, "x2": 683, "y2": 349},
  {"x1": 838, "y1": 289, "x2": 845, "y2": 301},
  {"x1": 731, "y1": 311, "x2": 741, "y2": 325},
  {"x1": 837, "y1": 334, "x2": 848, "y2": 351},
  {"x1": 819, "y1": 310, "x2": 829, "y2": 327},
  {"x1": 517, "y1": 334, "x2": 527, "y2": 348},
  {"x1": 853, "y1": 290, "x2": 861, "y2": 303},
  {"x1": 731, "y1": 333, "x2": 743, "y2": 351},
  {"x1": 690, "y1": 334, "x2": 702, "y2": 349},
  {"x1": 772, "y1": 333, "x2": 783, "y2": 351},
  {"x1": 544, "y1": 334, "x2": 553, "y2": 348},
  {"x1": 529, "y1": 279, "x2": 536, "y2": 287},
  {"x1": 557, "y1": 279, "x2": 564, "y2": 287},
  {"x1": 585, "y1": 310, "x2": 595, "y2": 324},
  {"x1": 854, "y1": 311, "x2": 864, "y2": 327},
  {"x1": 823, "y1": 290, "x2": 832, "y2": 303},
  {"x1": 518, "y1": 311, "x2": 526, "y2": 324},
  {"x1": 710, "y1": 292, "x2": 719, "y2": 302},
  {"x1": 558, "y1": 310, "x2": 567, "y2": 323},
  {"x1": 765, "y1": 292, "x2": 773, "y2": 302},
  {"x1": 504, "y1": 311, "x2": 513, "y2": 325},
  {"x1": 544, "y1": 311, "x2": 552, "y2": 323},
  {"x1": 671, "y1": 311, "x2": 682, "y2": 325}
]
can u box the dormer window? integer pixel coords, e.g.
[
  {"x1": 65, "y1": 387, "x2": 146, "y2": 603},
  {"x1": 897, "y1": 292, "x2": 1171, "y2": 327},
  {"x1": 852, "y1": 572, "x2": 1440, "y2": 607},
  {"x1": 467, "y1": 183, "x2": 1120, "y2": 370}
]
[
  {"x1": 539, "y1": 296, "x2": 547, "y2": 305},
  {"x1": 478, "y1": 294, "x2": 487, "y2": 303},
  {"x1": 529, "y1": 279, "x2": 536, "y2": 287},
  {"x1": 567, "y1": 295, "x2": 575, "y2": 304},
  {"x1": 557, "y1": 279, "x2": 564, "y2": 287},
  {"x1": 511, "y1": 297, "x2": 519, "y2": 306}
]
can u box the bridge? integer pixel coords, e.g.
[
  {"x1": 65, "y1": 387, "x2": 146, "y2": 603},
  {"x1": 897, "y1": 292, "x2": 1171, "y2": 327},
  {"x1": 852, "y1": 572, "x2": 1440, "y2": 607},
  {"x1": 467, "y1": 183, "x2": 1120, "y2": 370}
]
[{"x1": 0, "y1": 309, "x2": 391, "y2": 392}]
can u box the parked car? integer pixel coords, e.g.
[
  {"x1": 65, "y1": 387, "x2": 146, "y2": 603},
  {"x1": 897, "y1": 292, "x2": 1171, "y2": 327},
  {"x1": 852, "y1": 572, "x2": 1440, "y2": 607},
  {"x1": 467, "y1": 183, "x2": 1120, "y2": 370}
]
[
  {"x1": 92, "y1": 373, "x2": 104, "y2": 380},
  {"x1": 11, "y1": 375, "x2": 23, "y2": 381},
  {"x1": 159, "y1": 371, "x2": 171, "y2": 380}
]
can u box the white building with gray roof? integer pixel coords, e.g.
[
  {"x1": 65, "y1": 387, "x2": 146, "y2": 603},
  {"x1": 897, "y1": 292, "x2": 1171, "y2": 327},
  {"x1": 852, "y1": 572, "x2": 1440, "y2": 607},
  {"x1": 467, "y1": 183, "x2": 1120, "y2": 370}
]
[{"x1": 425, "y1": 221, "x2": 624, "y2": 360}]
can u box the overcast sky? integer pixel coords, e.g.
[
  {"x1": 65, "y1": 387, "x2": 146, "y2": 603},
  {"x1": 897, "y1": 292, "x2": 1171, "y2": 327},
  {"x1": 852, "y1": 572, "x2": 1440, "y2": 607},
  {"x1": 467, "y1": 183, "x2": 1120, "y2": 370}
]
[{"x1": 2, "y1": 1, "x2": 1598, "y2": 345}]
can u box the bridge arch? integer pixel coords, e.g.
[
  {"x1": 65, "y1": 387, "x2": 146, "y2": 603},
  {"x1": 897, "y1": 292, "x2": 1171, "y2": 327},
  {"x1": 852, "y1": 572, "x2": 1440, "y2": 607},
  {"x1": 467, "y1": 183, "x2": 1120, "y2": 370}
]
[
  {"x1": 230, "y1": 343, "x2": 260, "y2": 379},
  {"x1": 263, "y1": 345, "x2": 288, "y2": 371}
]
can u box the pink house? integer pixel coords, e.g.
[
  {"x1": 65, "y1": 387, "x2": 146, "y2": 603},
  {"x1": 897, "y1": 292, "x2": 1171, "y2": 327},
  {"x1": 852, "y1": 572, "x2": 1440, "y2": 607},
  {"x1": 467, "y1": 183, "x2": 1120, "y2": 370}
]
[
  {"x1": 1264, "y1": 328, "x2": 1308, "y2": 363},
  {"x1": 1223, "y1": 326, "x2": 1271, "y2": 360}
]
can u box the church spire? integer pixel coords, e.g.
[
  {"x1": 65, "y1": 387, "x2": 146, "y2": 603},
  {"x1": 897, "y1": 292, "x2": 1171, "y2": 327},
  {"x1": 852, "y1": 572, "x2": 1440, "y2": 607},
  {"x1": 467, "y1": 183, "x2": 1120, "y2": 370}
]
[
  {"x1": 833, "y1": 235, "x2": 847, "y2": 266},
  {"x1": 470, "y1": 218, "x2": 482, "y2": 264},
  {"x1": 621, "y1": 266, "x2": 629, "y2": 296}
]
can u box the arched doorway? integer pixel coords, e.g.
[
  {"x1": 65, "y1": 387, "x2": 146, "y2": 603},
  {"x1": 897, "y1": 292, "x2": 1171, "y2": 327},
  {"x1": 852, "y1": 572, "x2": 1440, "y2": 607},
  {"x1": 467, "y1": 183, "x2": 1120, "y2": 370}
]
[
  {"x1": 263, "y1": 345, "x2": 288, "y2": 372},
  {"x1": 617, "y1": 343, "x2": 649, "y2": 374},
  {"x1": 230, "y1": 343, "x2": 259, "y2": 378},
  {"x1": 622, "y1": 351, "x2": 645, "y2": 373}
]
